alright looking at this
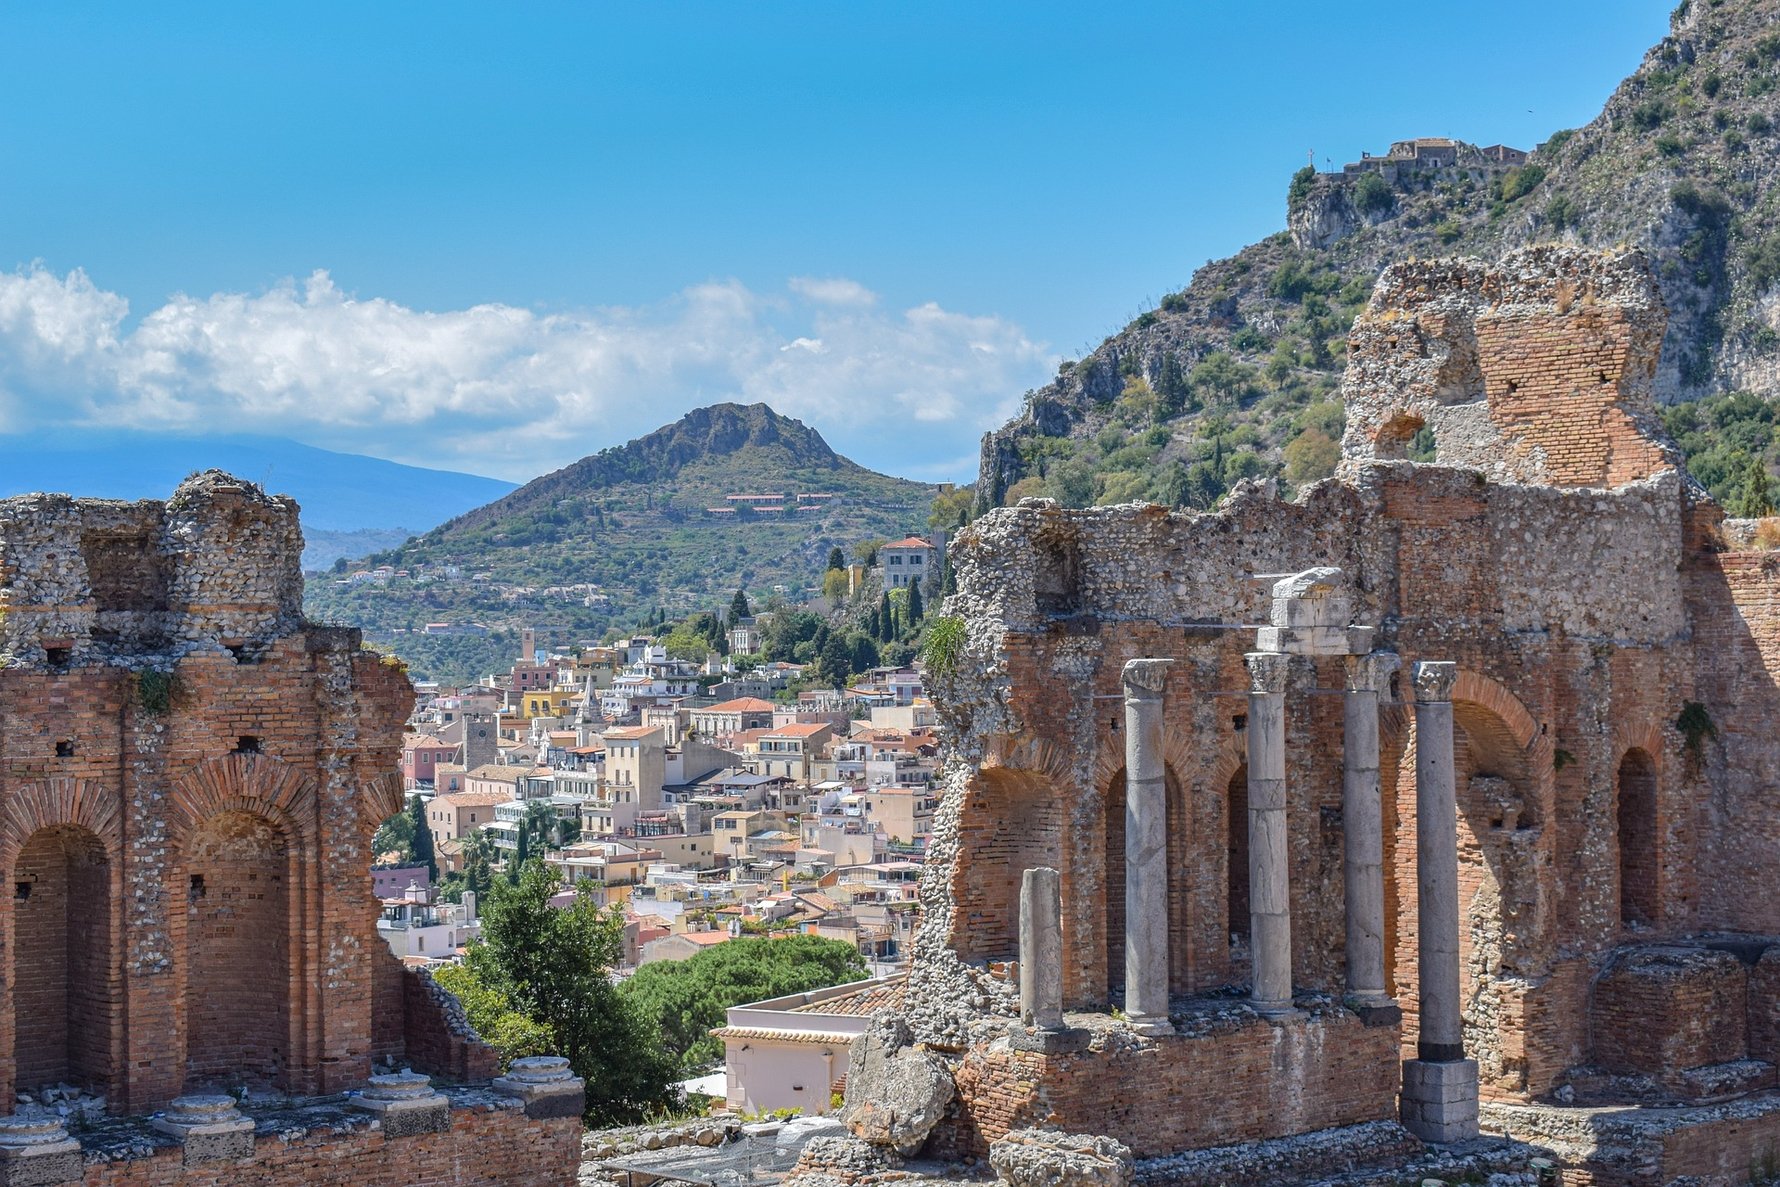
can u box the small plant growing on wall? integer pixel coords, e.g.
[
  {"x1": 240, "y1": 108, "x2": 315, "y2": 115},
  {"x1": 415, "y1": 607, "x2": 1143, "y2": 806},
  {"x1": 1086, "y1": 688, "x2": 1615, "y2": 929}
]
[
  {"x1": 922, "y1": 616, "x2": 966, "y2": 679},
  {"x1": 135, "y1": 669, "x2": 181, "y2": 716}
]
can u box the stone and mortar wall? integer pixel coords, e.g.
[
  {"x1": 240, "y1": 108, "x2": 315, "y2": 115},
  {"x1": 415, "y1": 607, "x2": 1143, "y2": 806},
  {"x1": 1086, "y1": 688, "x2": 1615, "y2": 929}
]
[
  {"x1": 66, "y1": 1090, "x2": 578, "y2": 1187},
  {"x1": 909, "y1": 246, "x2": 1780, "y2": 1157},
  {"x1": 0, "y1": 472, "x2": 435, "y2": 1111},
  {"x1": 930, "y1": 1009, "x2": 1400, "y2": 1159},
  {"x1": 1339, "y1": 245, "x2": 1681, "y2": 489}
]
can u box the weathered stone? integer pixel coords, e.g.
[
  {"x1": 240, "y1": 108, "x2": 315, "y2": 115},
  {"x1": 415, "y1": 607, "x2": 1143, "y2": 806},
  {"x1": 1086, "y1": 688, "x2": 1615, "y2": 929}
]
[
  {"x1": 988, "y1": 1129, "x2": 1133, "y2": 1187},
  {"x1": 843, "y1": 1013, "x2": 954, "y2": 1156}
]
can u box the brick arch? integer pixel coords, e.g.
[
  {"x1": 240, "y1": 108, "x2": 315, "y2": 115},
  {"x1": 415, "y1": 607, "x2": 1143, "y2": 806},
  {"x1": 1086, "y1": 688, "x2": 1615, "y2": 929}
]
[
  {"x1": 362, "y1": 771, "x2": 407, "y2": 835},
  {"x1": 167, "y1": 753, "x2": 318, "y2": 847},
  {"x1": 1, "y1": 778, "x2": 122, "y2": 870},
  {"x1": 982, "y1": 733, "x2": 1077, "y2": 787}
]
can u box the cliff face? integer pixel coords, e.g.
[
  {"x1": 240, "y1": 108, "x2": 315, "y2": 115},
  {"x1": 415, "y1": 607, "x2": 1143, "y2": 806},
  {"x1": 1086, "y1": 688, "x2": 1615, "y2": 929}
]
[{"x1": 977, "y1": 0, "x2": 1780, "y2": 511}]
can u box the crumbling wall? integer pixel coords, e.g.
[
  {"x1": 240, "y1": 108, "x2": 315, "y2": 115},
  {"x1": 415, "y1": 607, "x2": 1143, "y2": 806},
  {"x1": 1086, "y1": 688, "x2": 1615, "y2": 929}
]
[
  {"x1": 914, "y1": 246, "x2": 1780, "y2": 1151},
  {"x1": 1340, "y1": 245, "x2": 1680, "y2": 489},
  {"x1": 0, "y1": 472, "x2": 413, "y2": 1115}
]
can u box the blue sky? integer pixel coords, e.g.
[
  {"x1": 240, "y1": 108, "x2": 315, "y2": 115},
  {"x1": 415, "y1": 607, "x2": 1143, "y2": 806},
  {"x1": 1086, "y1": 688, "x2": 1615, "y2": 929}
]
[{"x1": 0, "y1": 1, "x2": 1674, "y2": 483}]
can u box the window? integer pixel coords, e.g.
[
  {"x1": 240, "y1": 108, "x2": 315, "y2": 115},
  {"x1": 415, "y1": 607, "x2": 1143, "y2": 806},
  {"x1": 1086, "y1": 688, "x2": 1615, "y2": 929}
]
[
  {"x1": 889, "y1": 555, "x2": 902, "y2": 565},
  {"x1": 910, "y1": 555, "x2": 922, "y2": 565}
]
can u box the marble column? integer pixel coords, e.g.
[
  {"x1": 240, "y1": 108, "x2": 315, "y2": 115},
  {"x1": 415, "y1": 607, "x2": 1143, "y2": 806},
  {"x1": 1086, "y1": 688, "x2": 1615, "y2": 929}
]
[
  {"x1": 1244, "y1": 651, "x2": 1294, "y2": 1016},
  {"x1": 1019, "y1": 866, "x2": 1065, "y2": 1031},
  {"x1": 1122, "y1": 658, "x2": 1173, "y2": 1035},
  {"x1": 1400, "y1": 659, "x2": 1478, "y2": 1143},
  {"x1": 1342, "y1": 651, "x2": 1398, "y2": 1006}
]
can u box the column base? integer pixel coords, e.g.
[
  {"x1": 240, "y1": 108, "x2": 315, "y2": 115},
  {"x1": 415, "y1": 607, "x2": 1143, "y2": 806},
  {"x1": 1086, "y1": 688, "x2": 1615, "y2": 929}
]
[
  {"x1": 1400, "y1": 1058, "x2": 1479, "y2": 1144},
  {"x1": 1124, "y1": 1016, "x2": 1174, "y2": 1037},
  {"x1": 1007, "y1": 1023, "x2": 1091, "y2": 1054},
  {"x1": 1251, "y1": 997, "x2": 1303, "y2": 1021},
  {"x1": 1344, "y1": 995, "x2": 1402, "y2": 1028}
]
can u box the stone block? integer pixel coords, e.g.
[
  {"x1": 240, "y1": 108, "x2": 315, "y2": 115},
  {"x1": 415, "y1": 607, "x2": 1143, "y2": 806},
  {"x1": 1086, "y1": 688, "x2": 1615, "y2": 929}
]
[
  {"x1": 989, "y1": 1128, "x2": 1134, "y2": 1187},
  {"x1": 0, "y1": 1111, "x2": 81, "y2": 1187},
  {"x1": 351, "y1": 1071, "x2": 451, "y2": 1137},
  {"x1": 492, "y1": 1056, "x2": 587, "y2": 1120},
  {"x1": 149, "y1": 1094, "x2": 256, "y2": 1164},
  {"x1": 1400, "y1": 1059, "x2": 1478, "y2": 1144}
]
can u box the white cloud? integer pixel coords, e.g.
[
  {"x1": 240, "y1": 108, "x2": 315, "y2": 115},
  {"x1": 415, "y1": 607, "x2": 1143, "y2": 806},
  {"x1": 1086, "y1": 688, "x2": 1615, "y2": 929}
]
[
  {"x1": 787, "y1": 277, "x2": 877, "y2": 307},
  {"x1": 0, "y1": 265, "x2": 1053, "y2": 483}
]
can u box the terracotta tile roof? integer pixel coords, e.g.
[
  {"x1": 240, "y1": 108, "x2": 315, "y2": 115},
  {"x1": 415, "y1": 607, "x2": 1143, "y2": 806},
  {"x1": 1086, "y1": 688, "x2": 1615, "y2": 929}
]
[
  {"x1": 788, "y1": 976, "x2": 906, "y2": 1016},
  {"x1": 882, "y1": 537, "x2": 933, "y2": 551},
  {"x1": 463, "y1": 764, "x2": 526, "y2": 783},
  {"x1": 706, "y1": 697, "x2": 776, "y2": 712},
  {"x1": 766, "y1": 723, "x2": 831, "y2": 738},
  {"x1": 434, "y1": 790, "x2": 512, "y2": 808},
  {"x1": 603, "y1": 726, "x2": 660, "y2": 740}
]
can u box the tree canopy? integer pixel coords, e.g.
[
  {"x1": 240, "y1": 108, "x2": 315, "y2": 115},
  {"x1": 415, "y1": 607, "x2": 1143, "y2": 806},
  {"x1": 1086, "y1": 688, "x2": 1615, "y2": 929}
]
[
  {"x1": 462, "y1": 861, "x2": 679, "y2": 1123},
  {"x1": 621, "y1": 934, "x2": 868, "y2": 1074}
]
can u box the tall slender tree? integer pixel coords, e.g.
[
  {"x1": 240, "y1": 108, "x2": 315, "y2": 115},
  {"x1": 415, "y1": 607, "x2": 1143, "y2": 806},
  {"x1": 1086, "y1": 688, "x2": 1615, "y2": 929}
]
[
  {"x1": 907, "y1": 579, "x2": 924, "y2": 626},
  {"x1": 409, "y1": 795, "x2": 437, "y2": 881}
]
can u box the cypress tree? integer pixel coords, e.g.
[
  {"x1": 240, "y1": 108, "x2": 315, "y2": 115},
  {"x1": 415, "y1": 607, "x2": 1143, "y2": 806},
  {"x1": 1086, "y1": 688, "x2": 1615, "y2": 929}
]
[
  {"x1": 408, "y1": 795, "x2": 437, "y2": 881},
  {"x1": 509, "y1": 826, "x2": 530, "y2": 885},
  {"x1": 825, "y1": 547, "x2": 845, "y2": 572},
  {"x1": 879, "y1": 591, "x2": 894, "y2": 641},
  {"x1": 1736, "y1": 456, "x2": 1776, "y2": 518},
  {"x1": 908, "y1": 579, "x2": 924, "y2": 626}
]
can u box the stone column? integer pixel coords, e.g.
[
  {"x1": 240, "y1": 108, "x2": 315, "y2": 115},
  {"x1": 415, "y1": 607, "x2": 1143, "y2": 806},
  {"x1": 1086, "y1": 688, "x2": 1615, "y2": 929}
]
[
  {"x1": 352, "y1": 1071, "x2": 451, "y2": 1137},
  {"x1": 150, "y1": 1094, "x2": 256, "y2": 1164},
  {"x1": 1019, "y1": 866, "x2": 1065, "y2": 1031},
  {"x1": 1244, "y1": 651, "x2": 1294, "y2": 1016},
  {"x1": 1400, "y1": 660, "x2": 1479, "y2": 1144},
  {"x1": 1343, "y1": 651, "x2": 1398, "y2": 1007},
  {"x1": 1121, "y1": 658, "x2": 1174, "y2": 1035}
]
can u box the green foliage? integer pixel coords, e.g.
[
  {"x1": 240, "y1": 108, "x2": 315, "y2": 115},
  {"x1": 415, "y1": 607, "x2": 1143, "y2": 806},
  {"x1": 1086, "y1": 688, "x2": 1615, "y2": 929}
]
[
  {"x1": 1655, "y1": 132, "x2": 1686, "y2": 157},
  {"x1": 1677, "y1": 700, "x2": 1717, "y2": 765},
  {"x1": 922, "y1": 616, "x2": 966, "y2": 678},
  {"x1": 469, "y1": 861, "x2": 680, "y2": 1123},
  {"x1": 1435, "y1": 218, "x2": 1463, "y2": 244},
  {"x1": 1497, "y1": 164, "x2": 1548, "y2": 203},
  {"x1": 409, "y1": 795, "x2": 437, "y2": 881},
  {"x1": 1631, "y1": 99, "x2": 1670, "y2": 131},
  {"x1": 927, "y1": 486, "x2": 973, "y2": 531},
  {"x1": 135, "y1": 670, "x2": 180, "y2": 716},
  {"x1": 432, "y1": 963, "x2": 555, "y2": 1068},
  {"x1": 1735, "y1": 456, "x2": 1777, "y2": 518},
  {"x1": 1287, "y1": 165, "x2": 1317, "y2": 208},
  {"x1": 1748, "y1": 233, "x2": 1780, "y2": 290},
  {"x1": 1545, "y1": 194, "x2": 1577, "y2": 231},
  {"x1": 1752, "y1": 112, "x2": 1774, "y2": 136},
  {"x1": 1352, "y1": 172, "x2": 1393, "y2": 215},
  {"x1": 1282, "y1": 428, "x2": 1340, "y2": 485},
  {"x1": 373, "y1": 805, "x2": 417, "y2": 865},
  {"x1": 1190, "y1": 351, "x2": 1259, "y2": 406},
  {"x1": 1542, "y1": 128, "x2": 1577, "y2": 152},
  {"x1": 621, "y1": 936, "x2": 868, "y2": 1074}
]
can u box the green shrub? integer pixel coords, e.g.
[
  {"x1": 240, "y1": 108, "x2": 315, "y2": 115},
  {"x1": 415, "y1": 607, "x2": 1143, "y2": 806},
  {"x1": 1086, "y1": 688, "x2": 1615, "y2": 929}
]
[
  {"x1": 1631, "y1": 100, "x2": 1670, "y2": 130},
  {"x1": 1545, "y1": 194, "x2": 1577, "y2": 231},
  {"x1": 1435, "y1": 218, "x2": 1463, "y2": 244},
  {"x1": 1499, "y1": 164, "x2": 1548, "y2": 202},
  {"x1": 1656, "y1": 132, "x2": 1686, "y2": 156},
  {"x1": 1287, "y1": 164, "x2": 1317, "y2": 208},
  {"x1": 1353, "y1": 172, "x2": 1394, "y2": 215},
  {"x1": 1752, "y1": 112, "x2": 1774, "y2": 135}
]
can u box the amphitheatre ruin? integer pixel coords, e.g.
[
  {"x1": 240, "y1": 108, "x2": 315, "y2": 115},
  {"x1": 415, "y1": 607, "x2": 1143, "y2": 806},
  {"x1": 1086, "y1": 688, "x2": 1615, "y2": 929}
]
[{"x1": 0, "y1": 243, "x2": 1777, "y2": 1186}]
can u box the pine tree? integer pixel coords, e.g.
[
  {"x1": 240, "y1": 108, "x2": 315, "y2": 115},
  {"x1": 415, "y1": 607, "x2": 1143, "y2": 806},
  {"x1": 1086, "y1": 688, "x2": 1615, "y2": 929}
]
[
  {"x1": 825, "y1": 547, "x2": 845, "y2": 572},
  {"x1": 408, "y1": 795, "x2": 437, "y2": 882},
  {"x1": 728, "y1": 588, "x2": 752, "y2": 625},
  {"x1": 907, "y1": 579, "x2": 924, "y2": 626}
]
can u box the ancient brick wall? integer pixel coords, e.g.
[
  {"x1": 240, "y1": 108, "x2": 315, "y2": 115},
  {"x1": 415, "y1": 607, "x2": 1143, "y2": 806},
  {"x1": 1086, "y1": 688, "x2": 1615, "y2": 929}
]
[
  {"x1": 0, "y1": 472, "x2": 414, "y2": 1114},
  {"x1": 68, "y1": 1094, "x2": 579, "y2": 1187},
  {"x1": 931, "y1": 1013, "x2": 1400, "y2": 1159},
  {"x1": 912, "y1": 246, "x2": 1780, "y2": 1154}
]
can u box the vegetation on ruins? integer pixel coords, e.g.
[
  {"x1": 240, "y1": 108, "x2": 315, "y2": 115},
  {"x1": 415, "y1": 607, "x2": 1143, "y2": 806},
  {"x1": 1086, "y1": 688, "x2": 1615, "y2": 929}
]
[
  {"x1": 620, "y1": 934, "x2": 867, "y2": 1075},
  {"x1": 455, "y1": 860, "x2": 680, "y2": 1124}
]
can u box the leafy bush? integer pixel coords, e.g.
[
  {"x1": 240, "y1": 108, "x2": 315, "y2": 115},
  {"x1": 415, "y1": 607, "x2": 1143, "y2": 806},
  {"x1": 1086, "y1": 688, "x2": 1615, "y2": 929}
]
[
  {"x1": 1435, "y1": 218, "x2": 1463, "y2": 244},
  {"x1": 1353, "y1": 172, "x2": 1394, "y2": 215},
  {"x1": 1287, "y1": 165, "x2": 1317, "y2": 208},
  {"x1": 1545, "y1": 194, "x2": 1577, "y2": 231},
  {"x1": 1752, "y1": 112, "x2": 1774, "y2": 135},
  {"x1": 1656, "y1": 132, "x2": 1686, "y2": 157},
  {"x1": 1282, "y1": 428, "x2": 1341, "y2": 484},
  {"x1": 1498, "y1": 165, "x2": 1548, "y2": 202},
  {"x1": 1631, "y1": 100, "x2": 1670, "y2": 131},
  {"x1": 1747, "y1": 233, "x2": 1780, "y2": 290}
]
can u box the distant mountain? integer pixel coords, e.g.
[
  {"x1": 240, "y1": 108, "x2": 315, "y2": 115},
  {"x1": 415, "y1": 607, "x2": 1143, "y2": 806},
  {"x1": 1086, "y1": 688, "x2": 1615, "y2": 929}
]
[
  {"x1": 302, "y1": 403, "x2": 939, "y2": 684},
  {"x1": 0, "y1": 431, "x2": 516, "y2": 534},
  {"x1": 975, "y1": 1, "x2": 1780, "y2": 513}
]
